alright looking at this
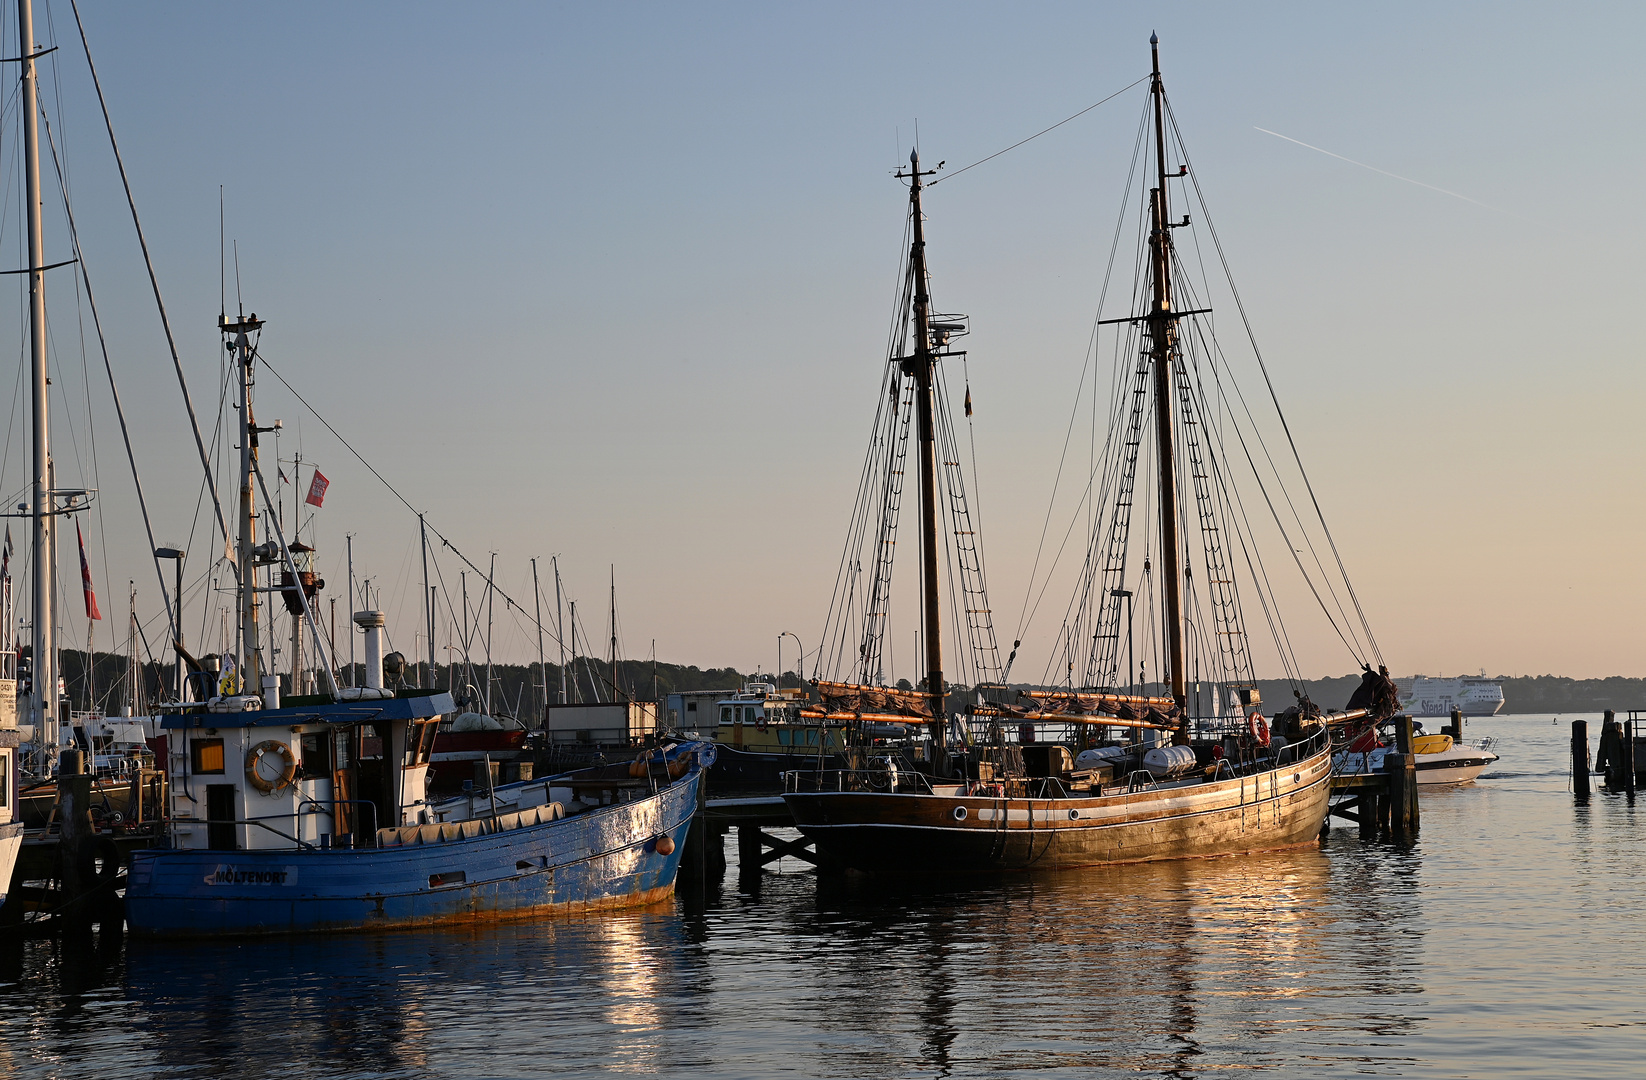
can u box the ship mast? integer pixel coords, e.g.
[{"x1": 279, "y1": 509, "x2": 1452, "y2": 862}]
[
  {"x1": 896, "y1": 150, "x2": 948, "y2": 769},
  {"x1": 20, "y1": 0, "x2": 55, "y2": 757},
  {"x1": 1147, "y1": 33, "x2": 1189, "y2": 741},
  {"x1": 223, "y1": 312, "x2": 265, "y2": 693}
]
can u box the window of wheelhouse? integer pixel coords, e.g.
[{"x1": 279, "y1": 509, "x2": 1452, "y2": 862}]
[
  {"x1": 191, "y1": 738, "x2": 225, "y2": 774},
  {"x1": 299, "y1": 731, "x2": 333, "y2": 780},
  {"x1": 0, "y1": 749, "x2": 9, "y2": 808},
  {"x1": 720, "y1": 705, "x2": 732, "y2": 725},
  {"x1": 408, "y1": 719, "x2": 438, "y2": 766}
]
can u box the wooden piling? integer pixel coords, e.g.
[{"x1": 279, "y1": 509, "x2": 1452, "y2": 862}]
[
  {"x1": 1572, "y1": 719, "x2": 1591, "y2": 801},
  {"x1": 1358, "y1": 790, "x2": 1379, "y2": 839},
  {"x1": 1625, "y1": 718, "x2": 1638, "y2": 798},
  {"x1": 1597, "y1": 711, "x2": 1620, "y2": 786},
  {"x1": 56, "y1": 750, "x2": 94, "y2": 929},
  {"x1": 1447, "y1": 707, "x2": 1463, "y2": 742}
]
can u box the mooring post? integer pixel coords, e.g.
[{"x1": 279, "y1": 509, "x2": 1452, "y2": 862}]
[
  {"x1": 1383, "y1": 715, "x2": 1416, "y2": 839},
  {"x1": 1447, "y1": 707, "x2": 1463, "y2": 743},
  {"x1": 1598, "y1": 711, "x2": 1619, "y2": 786},
  {"x1": 56, "y1": 749, "x2": 93, "y2": 928},
  {"x1": 1625, "y1": 718, "x2": 1637, "y2": 798},
  {"x1": 738, "y1": 824, "x2": 762, "y2": 872},
  {"x1": 1358, "y1": 789, "x2": 1378, "y2": 839},
  {"x1": 1573, "y1": 719, "x2": 1591, "y2": 802}
]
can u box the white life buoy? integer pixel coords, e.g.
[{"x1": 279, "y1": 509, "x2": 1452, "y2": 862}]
[
  {"x1": 245, "y1": 739, "x2": 298, "y2": 794},
  {"x1": 1247, "y1": 712, "x2": 1270, "y2": 747}
]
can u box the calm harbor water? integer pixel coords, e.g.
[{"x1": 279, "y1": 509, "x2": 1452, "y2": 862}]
[{"x1": 2, "y1": 713, "x2": 1643, "y2": 1079}]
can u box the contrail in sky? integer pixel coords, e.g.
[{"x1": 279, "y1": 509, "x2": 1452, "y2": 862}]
[{"x1": 1253, "y1": 126, "x2": 1513, "y2": 218}]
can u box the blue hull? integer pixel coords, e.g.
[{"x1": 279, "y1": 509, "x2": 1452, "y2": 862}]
[{"x1": 124, "y1": 771, "x2": 700, "y2": 937}]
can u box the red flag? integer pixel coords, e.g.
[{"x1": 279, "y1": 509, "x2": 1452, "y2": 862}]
[
  {"x1": 77, "y1": 522, "x2": 101, "y2": 621},
  {"x1": 305, "y1": 469, "x2": 330, "y2": 508}
]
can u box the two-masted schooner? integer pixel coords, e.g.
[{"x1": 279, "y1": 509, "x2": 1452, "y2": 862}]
[{"x1": 784, "y1": 35, "x2": 1396, "y2": 872}]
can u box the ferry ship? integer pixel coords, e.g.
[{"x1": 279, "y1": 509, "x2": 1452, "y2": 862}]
[{"x1": 1394, "y1": 675, "x2": 1504, "y2": 717}]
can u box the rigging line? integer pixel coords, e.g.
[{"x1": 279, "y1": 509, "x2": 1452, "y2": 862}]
[
  {"x1": 1011, "y1": 98, "x2": 1151, "y2": 648},
  {"x1": 38, "y1": 102, "x2": 178, "y2": 648},
  {"x1": 1165, "y1": 93, "x2": 1381, "y2": 664},
  {"x1": 930, "y1": 74, "x2": 1150, "y2": 187},
  {"x1": 69, "y1": 0, "x2": 237, "y2": 577},
  {"x1": 1172, "y1": 225, "x2": 1367, "y2": 666},
  {"x1": 250, "y1": 352, "x2": 540, "y2": 645}
]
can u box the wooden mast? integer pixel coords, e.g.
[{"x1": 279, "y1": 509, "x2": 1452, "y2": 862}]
[
  {"x1": 1147, "y1": 33, "x2": 1189, "y2": 742},
  {"x1": 897, "y1": 150, "x2": 948, "y2": 770}
]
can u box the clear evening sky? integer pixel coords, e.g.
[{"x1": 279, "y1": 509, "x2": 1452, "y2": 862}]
[{"x1": 0, "y1": 2, "x2": 1638, "y2": 684}]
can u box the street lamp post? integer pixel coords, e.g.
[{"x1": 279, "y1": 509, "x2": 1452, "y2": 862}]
[{"x1": 779, "y1": 631, "x2": 804, "y2": 691}]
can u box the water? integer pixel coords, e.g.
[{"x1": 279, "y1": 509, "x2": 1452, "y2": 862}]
[{"x1": 3, "y1": 714, "x2": 1643, "y2": 1079}]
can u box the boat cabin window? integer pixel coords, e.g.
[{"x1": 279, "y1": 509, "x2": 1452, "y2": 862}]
[
  {"x1": 409, "y1": 719, "x2": 439, "y2": 765},
  {"x1": 191, "y1": 738, "x2": 226, "y2": 775},
  {"x1": 0, "y1": 750, "x2": 9, "y2": 807},
  {"x1": 743, "y1": 707, "x2": 757, "y2": 724},
  {"x1": 777, "y1": 728, "x2": 789, "y2": 746},
  {"x1": 721, "y1": 705, "x2": 733, "y2": 725},
  {"x1": 300, "y1": 732, "x2": 333, "y2": 780}
]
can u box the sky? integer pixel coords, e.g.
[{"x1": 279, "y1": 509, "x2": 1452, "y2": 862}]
[{"x1": 0, "y1": 1, "x2": 1641, "y2": 689}]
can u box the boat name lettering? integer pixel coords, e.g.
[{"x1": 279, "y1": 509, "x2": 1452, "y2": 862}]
[{"x1": 205, "y1": 865, "x2": 299, "y2": 886}]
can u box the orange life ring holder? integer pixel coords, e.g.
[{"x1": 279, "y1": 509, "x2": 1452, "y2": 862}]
[
  {"x1": 1247, "y1": 712, "x2": 1271, "y2": 747},
  {"x1": 245, "y1": 739, "x2": 298, "y2": 795},
  {"x1": 756, "y1": 716, "x2": 768, "y2": 731}
]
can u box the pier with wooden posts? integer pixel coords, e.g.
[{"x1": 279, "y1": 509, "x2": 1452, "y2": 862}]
[
  {"x1": 1572, "y1": 709, "x2": 1645, "y2": 802},
  {"x1": 1324, "y1": 714, "x2": 1425, "y2": 842}
]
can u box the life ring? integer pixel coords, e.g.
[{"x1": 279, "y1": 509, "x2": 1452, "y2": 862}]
[
  {"x1": 245, "y1": 739, "x2": 298, "y2": 794},
  {"x1": 757, "y1": 716, "x2": 768, "y2": 731},
  {"x1": 1247, "y1": 712, "x2": 1270, "y2": 747}
]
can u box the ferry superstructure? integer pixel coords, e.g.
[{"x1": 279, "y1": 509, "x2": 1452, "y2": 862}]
[{"x1": 1395, "y1": 676, "x2": 1504, "y2": 717}]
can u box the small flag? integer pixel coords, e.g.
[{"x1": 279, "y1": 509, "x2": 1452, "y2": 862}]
[
  {"x1": 305, "y1": 469, "x2": 330, "y2": 508},
  {"x1": 77, "y1": 522, "x2": 101, "y2": 621},
  {"x1": 2, "y1": 526, "x2": 11, "y2": 582},
  {"x1": 279, "y1": 466, "x2": 290, "y2": 484},
  {"x1": 964, "y1": 386, "x2": 973, "y2": 417}
]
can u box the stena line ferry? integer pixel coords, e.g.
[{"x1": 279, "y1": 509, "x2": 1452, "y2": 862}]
[{"x1": 1394, "y1": 675, "x2": 1505, "y2": 717}]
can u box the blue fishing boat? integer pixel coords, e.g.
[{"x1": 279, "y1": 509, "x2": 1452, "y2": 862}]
[{"x1": 122, "y1": 310, "x2": 711, "y2": 936}]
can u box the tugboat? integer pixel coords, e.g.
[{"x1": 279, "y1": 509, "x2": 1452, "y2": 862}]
[{"x1": 122, "y1": 311, "x2": 711, "y2": 936}]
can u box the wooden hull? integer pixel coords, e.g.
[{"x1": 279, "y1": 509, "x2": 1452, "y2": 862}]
[{"x1": 783, "y1": 745, "x2": 1332, "y2": 873}]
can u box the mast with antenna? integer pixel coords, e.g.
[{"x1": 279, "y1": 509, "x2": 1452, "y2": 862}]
[
  {"x1": 531, "y1": 557, "x2": 545, "y2": 725},
  {"x1": 893, "y1": 148, "x2": 948, "y2": 773},
  {"x1": 608, "y1": 566, "x2": 618, "y2": 701},
  {"x1": 1146, "y1": 32, "x2": 1189, "y2": 742},
  {"x1": 552, "y1": 556, "x2": 566, "y2": 704},
  {"x1": 20, "y1": 0, "x2": 58, "y2": 761}
]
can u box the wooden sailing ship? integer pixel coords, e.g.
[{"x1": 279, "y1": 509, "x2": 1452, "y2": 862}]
[{"x1": 784, "y1": 35, "x2": 1394, "y2": 872}]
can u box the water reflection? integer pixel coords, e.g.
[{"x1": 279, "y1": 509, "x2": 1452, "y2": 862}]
[{"x1": 6, "y1": 716, "x2": 1645, "y2": 1078}]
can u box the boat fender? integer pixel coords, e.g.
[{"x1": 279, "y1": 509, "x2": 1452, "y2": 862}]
[
  {"x1": 1247, "y1": 712, "x2": 1270, "y2": 747},
  {"x1": 655, "y1": 834, "x2": 676, "y2": 855},
  {"x1": 245, "y1": 739, "x2": 299, "y2": 794},
  {"x1": 76, "y1": 836, "x2": 121, "y2": 886}
]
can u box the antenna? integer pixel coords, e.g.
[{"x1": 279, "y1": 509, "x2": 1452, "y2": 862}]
[
  {"x1": 219, "y1": 187, "x2": 225, "y2": 321},
  {"x1": 233, "y1": 239, "x2": 243, "y2": 318}
]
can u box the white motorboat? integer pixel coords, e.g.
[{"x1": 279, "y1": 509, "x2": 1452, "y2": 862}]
[{"x1": 1335, "y1": 720, "x2": 1499, "y2": 785}]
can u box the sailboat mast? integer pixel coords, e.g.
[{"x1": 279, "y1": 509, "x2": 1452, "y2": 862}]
[
  {"x1": 553, "y1": 556, "x2": 566, "y2": 704},
  {"x1": 901, "y1": 150, "x2": 947, "y2": 758},
  {"x1": 20, "y1": 0, "x2": 55, "y2": 755},
  {"x1": 1147, "y1": 33, "x2": 1188, "y2": 739}
]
